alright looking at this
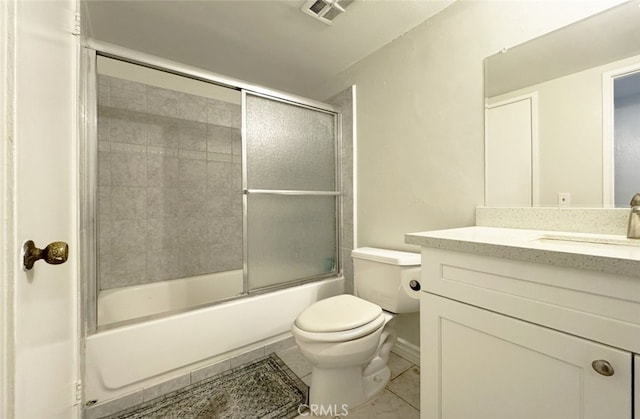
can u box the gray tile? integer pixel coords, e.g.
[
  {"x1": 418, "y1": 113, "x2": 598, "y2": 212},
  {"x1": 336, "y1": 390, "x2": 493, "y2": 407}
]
[
  {"x1": 179, "y1": 121, "x2": 207, "y2": 151},
  {"x1": 275, "y1": 346, "x2": 312, "y2": 379},
  {"x1": 111, "y1": 187, "x2": 146, "y2": 220},
  {"x1": 179, "y1": 245, "x2": 212, "y2": 277},
  {"x1": 109, "y1": 109, "x2": 147, "y2": 145},
  {"x1": 264, "y1": 335, "x2": 295, "y2": 355},
  {"x1": 179, "y1": 216, "x2": 211, "y2": 245},
  {"x1": 230, "y1": 347, "x2": 265, "y2": 368},
  {"x1": 97, "y1": 186, "x2": 112, "y2": 221},
  {"x1": 179, "y1": 158, "x2": 206, "y2": 188},
  {"x1": 178, "y1": 92, "x2": 208, "y2": 123},
  {"x1": 111, "y1": 219, "x2": 147, "y2": 251},
  {"x1": 98, "y1": 150, "x2": 111, "y2": 186},
  {"x1": 191, "y1": 359, "x2": 231, "y2": 384},
  {"x1": 147, "y1": 115, "x2": 179, "y2": 148},
  {"x1": 178, "y1": 187, "x2": 207, "y2": 218},
  {"x1": 147, "y1": 187, "x2": 180, "y2": 218},
  {"x1": 207, "y1": 192, "x2": 234, "y2": 217},
  {"x1": 110, "y1": 77, "x2": 146, "y2": 93},
  {"x1": 387, "y1": 352, "x2": 413, "y2": 380},
  {"x1": 301, "y1": 373, "x2": 312, "y2": 387},
  {"x1": 147, "y1": 85, "x2": 178, "y2": 117},
  {"x1": 142, "y1": 373, "x2": 190, "y2": 402},
  {"x1": 84, "y1": 390, "x2": 143, "y2": 419},
  {"x1": 108, "y1": 250, "x2": 147, "y2": 275},
  {"x1": 146, "y1": 218, "x2": 179, "y2": 250},
  {"x1": 207, "y1": 99, "x2": 233, "y2": 127},
  {"x1": 98, "y1": 112, "x2": 110, "y2": 142},
  {"x1": 231, "y1": 128, "x2": 242, "y2": 154},
  {"x1": 387, "y1": 365, "x2": 420, "y2": 410},
  {"x1": 147, "y1": 249, "x2": 181, "y2": 281},
  {"x1": 207, "y1": 161, "x2": 233, "y2": 193},
  {"x1": 207, "y1": 152, "x2": 233, "y2": 163},
  {"x1": 110, "y1": 87, "x2": 146, "y2": 112},
  {"x1": 345, "y1": 389, "x2": 419, "y2": 419},
  {"x1": 147, "y1": 155, "x2": 179, "y2": 187},
  {"x1": 207, "y1": 125, "x2": 232, "y2": 154},
  {"x1": 110, "y1": 151, "x2": 147, "y2": 187},
  {"x1": 97, "y1": 219, "x2": 112, "y2": 257}
]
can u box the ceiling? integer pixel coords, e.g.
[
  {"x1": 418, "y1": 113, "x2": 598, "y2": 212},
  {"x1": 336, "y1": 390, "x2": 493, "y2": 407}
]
[{"x1": 83, "y1": 0, "x2": 455, "y2": 97}]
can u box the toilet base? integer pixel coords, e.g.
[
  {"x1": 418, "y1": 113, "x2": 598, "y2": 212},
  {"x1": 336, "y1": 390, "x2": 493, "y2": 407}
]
[{"x1": 308, "y1": 365, "x2": 391, "y2": 414}]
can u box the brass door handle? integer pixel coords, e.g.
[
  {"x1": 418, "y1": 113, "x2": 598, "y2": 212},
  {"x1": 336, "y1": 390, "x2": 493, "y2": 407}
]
[{"x1": 23, "y1": 240, "x2": 69, "y2": 270}]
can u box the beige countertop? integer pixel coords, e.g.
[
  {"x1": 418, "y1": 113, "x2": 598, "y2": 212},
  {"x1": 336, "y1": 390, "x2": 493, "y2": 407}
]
[{"x1": 405, "y1": 226, "x2": 640, "y2": 278}]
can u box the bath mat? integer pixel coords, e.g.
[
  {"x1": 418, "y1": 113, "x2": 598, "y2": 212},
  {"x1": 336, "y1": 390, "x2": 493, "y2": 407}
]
[{"x1": 103, "y1": 354, "x2": 308, "y2": 419}]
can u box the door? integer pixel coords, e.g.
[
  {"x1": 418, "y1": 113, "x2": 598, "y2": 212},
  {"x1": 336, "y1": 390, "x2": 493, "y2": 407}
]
[
  {"x1": 421, "y1": 293, "x2": 632, "y2": 419},
  {"x1": 485, "y1": 95, "x2": 536, "y2": 206},
  {"x1": 2, "y1": 1, "x2": 80, "y2": 418}
]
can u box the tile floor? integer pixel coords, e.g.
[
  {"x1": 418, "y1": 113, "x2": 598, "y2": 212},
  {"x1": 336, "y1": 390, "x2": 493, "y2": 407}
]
[{"x1": 276, "y1": 346, "x2": 420, "y2": 419}]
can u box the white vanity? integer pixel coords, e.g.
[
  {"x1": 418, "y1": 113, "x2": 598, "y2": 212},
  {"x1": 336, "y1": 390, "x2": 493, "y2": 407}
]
[{"x1": 406, "y1": 226, "x2": 640, "y2": 419}]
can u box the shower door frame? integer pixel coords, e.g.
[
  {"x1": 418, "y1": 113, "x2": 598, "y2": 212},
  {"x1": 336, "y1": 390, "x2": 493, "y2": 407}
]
[{"x1": 80, "y1": 43, "x2": 342, "y2": 335}]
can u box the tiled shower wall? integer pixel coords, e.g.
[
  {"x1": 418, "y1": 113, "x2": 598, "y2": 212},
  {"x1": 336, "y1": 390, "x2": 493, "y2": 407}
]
[{"x1": 97, "y1": 75, "x2": 242, "y2": 290}]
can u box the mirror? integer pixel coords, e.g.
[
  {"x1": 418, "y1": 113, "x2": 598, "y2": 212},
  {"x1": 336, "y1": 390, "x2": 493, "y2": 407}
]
[{"x1": 484, "y1": 0, "x2": 640, "y2": 208}]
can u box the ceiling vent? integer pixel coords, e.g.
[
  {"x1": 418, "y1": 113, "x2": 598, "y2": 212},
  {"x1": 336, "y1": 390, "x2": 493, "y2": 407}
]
[{"x1": 301, "y1": 0, "x2": 354, "y2": 25}]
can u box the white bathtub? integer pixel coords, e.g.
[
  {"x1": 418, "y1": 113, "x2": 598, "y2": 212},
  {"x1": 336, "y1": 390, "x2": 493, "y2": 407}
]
[
  {"x1": 97, "y1": 270, "x2": 244, "y2": 327},
  {"x1": 85, "y1": 276, "x2": 344, "y2": 402}
]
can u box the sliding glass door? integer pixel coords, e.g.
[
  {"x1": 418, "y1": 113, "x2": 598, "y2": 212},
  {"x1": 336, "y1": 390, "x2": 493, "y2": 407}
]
[{"x1": 244, "y1": 92, "x2": 340, "y2": 291}]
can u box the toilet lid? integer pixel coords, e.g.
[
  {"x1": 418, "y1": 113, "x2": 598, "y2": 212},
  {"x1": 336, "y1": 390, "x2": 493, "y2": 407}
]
[{"x1": 295, "y1": 294, "x2": 382, "y2": 333}]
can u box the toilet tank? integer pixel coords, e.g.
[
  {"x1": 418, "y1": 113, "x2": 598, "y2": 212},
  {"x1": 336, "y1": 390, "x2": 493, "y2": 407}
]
[{"x1": 352, "y1": 247, "x2": 421, "y2": 314}]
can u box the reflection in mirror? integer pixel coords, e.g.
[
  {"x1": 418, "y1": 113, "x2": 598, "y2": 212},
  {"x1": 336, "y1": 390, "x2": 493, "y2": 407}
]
[
  {"x1": 484, "y1": 0, "x2": 640, "y2": 208},
  {"x1": 614, "y1": 70, "x2": 640, "y2": 206}
]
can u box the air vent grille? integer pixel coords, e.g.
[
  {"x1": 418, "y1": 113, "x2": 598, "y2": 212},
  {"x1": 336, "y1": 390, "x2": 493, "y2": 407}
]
[{"x1": 301, "y1": 0, "x2": 354, "y2": 25}]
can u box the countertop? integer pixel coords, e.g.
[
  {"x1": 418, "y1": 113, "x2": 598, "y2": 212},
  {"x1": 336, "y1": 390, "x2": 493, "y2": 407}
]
[{"x1": 405, "y1": 226, "x2": 640, "y2": 278}]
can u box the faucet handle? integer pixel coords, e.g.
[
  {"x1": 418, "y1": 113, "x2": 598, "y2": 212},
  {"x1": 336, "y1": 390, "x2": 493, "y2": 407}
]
[{"x1": 630, "y1": 193, "x2": 640, "y2": 207}]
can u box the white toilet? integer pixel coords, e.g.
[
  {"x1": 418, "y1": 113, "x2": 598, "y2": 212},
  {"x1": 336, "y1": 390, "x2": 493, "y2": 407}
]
[{"x1": 291, "y1": 247, "x2": 421, "y2": 411}]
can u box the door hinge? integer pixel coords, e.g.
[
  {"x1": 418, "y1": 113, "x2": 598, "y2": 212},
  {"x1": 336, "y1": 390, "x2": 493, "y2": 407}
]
[
  {"x1": 72, "y1": 12, "x2": 81, "y2": 36},
  {"x1": 74, "y1": 380, "x2": 82, "y2": 405}
]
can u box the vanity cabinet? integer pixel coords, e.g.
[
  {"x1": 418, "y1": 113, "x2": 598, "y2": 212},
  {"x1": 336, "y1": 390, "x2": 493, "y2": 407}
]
[{"x1": 418, "y1": 247, "x2": 640, "y2": 419}]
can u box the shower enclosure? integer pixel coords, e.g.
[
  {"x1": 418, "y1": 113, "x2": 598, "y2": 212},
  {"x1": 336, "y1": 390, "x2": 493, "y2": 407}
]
[{"x1": 86, "y1": 54, "x2": 342, "y2": 330}]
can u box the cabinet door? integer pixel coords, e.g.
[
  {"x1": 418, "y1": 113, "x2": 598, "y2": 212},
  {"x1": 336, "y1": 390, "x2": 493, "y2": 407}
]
[{"x1": 420, "y1": 293, "x2": 632, "y2": 419}]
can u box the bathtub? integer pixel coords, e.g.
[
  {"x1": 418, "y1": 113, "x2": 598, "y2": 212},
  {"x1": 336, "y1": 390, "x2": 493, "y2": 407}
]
[
  {"x1": 85, "y1": 276, "x2": 344, "y2": 402},
  {"x1": 97, "y1": 270, "x2": 244, "y2": 327}
]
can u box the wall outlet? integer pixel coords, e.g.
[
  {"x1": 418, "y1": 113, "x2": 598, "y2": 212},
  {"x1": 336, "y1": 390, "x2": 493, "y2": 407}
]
[{"x1": 558, "y1": 192, "x2": 571, "y2": 207}]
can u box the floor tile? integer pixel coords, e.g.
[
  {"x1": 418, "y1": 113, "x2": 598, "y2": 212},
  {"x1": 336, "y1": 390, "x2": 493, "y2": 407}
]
[
  {"x1": 388, "y1": 352, "x2": 413, "y2": 380},
  {"x1": 346, "y1": 389, "x2": 420, "y2": 419},
  {"x1": 276, "y1": 346, "x2": 313, "y2": 378},
  {"x1": 387, "y1": 365, "x2": 420, "y2": 410}
]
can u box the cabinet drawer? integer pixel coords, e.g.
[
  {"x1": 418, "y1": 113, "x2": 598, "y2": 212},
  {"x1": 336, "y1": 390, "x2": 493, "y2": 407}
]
[{"x1": 421, "y1": 248, "x2": 640, "y2": 353}]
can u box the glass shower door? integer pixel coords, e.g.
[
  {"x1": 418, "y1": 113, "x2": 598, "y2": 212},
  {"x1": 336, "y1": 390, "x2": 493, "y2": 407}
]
[{"x1": 244, "y1": 92, "x2": 339, "y2": 291}]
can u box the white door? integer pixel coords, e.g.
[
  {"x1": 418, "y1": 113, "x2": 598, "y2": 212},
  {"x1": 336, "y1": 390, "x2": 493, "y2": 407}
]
[
  {"x1": 2, "y1": 1, "x2": 80, "y2": 418},
  {"x1": 421, "y1": 293, "x2": 632, "y2": 419},
  {"x1": 485, "y1": 95, "x2": 535, "y2": 206}
]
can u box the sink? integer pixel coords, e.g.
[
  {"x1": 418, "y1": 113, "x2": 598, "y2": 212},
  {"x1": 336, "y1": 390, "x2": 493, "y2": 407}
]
[{"x1": 535, "y1": 233, "x2": 640, "y2": 247}]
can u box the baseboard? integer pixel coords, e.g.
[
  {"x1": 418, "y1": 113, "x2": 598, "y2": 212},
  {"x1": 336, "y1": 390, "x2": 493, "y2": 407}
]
[{"x1": 392, "y1": 337, "x2": 420, "y2": 365}]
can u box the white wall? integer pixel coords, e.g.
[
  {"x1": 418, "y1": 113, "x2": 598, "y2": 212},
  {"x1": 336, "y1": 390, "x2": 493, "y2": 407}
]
[{"x1": 309, "y1": 0, "x2": 624, "y2": 346}]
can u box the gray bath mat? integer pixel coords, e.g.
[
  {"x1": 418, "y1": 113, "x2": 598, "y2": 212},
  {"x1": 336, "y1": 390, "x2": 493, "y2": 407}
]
[{"x1": 104, "y1": 354, "x2": 308, "y2": 419}]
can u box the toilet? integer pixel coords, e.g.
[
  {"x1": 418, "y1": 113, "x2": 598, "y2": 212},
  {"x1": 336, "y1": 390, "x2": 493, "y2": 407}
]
[{"x1": 291, "y1": 247, "x2": 421, "y2": 411}]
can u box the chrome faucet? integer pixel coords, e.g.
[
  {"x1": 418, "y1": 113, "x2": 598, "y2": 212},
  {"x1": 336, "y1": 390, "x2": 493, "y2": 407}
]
[{"x1": 627, "y1": 193, "x2": 640, "y2": 239}]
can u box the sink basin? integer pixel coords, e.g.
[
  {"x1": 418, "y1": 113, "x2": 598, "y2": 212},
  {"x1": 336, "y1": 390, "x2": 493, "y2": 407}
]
[{"x1": 535, "y1": 233, "x2": 640, "y2": 247}]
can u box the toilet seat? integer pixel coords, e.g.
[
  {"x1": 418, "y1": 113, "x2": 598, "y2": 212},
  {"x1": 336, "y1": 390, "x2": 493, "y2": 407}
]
[
  {"x1": 293, "y1": 294, "x2": 387, "y2": 343},
  {"x1": 292, "y1": 313, "x2": 386, "y2": 343}
]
